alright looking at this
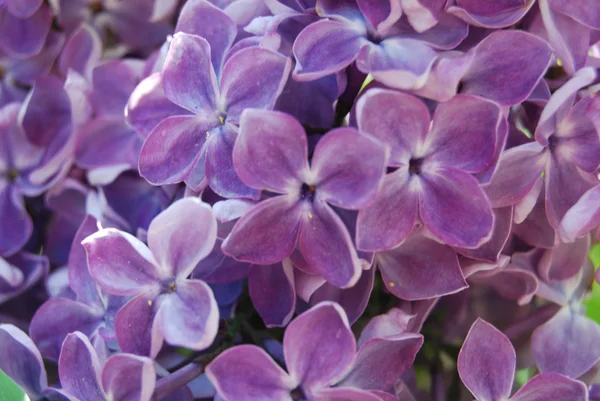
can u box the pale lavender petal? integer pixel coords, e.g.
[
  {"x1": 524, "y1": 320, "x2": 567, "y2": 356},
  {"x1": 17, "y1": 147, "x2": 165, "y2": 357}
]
[
  {"x1": 312, "y1": 127, "x2": 388, "y2": 209},
  {"x1": 114, "y1": 292, "x2": 163, "y2": 358},
  {"x1": 0, "y1": 182, "x2": 32, "y2": 257},
  {"x1": 206, "y1": 345, "x2": 295, "y2": 401},
  {"x1": 148, "y1": 198, "x2": 217, "y2": 279},
  {"x1": 235, "y1": 109, "x2": 308, "y2": 192},
  {"x1": 221, "y1": 47, "x2": 291, "y2": 123},
  {"x1": 102, "y1": 354, "x2": 156, "y2": 401},
  {"x1": 293, "y1": 19, "x2": 365, "y2": 81},
  {"x1": 138, "y1": 115, "x2": 217, "y2": 186},
  {"x1": 356, "y1": 169, "x2": 419, "y2": 251},
  {"x1": 457, "y1": 319, "x2": 515, "y2": 401},
  {"x1": 358, "y1": 308, "x2": 413, "y2": 346},
  {"x1": 559, "y1": 185, "x2": 600, "y2": 242},
  {"x1": 426, "y1": 94, "x2": 500, "y2": 173},
  {"x1": 162, "y1": 33, "x2": 219, "y2": 115},
  {"x1": 82, "y1": 229, "x2": 160, "y2": 296},
  {"x1": 222, "y1": 196, "x2": 303, "y2": 264},
  {"x1": 157, "y1": 280, "x2": 218, "y2": 351},
  {"x1": 58, "y1": 24, "x2": 102, "y2": 79},
  {"x1": 284, "y1": 302, "x2": 355, "y2": 389},
  {"x1": 299, "y1": 202, "x2": 362, "y2": 288},
  {"x1": 314, "y1": 388, "x2": 384, "y2": 401},
  {"x1": 377, "y1": 234, "x2": 468, "y2": 300},
  {"x1": 59, "y1": 332, "x2": 104, "y2": 401},
  {"x1": 447, "y1": 0, "x2": 534, "y2": 28},
  {"x1": 531, "y1": 307, "x2": 600, "y2": 378},
  {"x1": 248, "y1": 261, "x2": 296, "y2": 327},
  {"x1": 0, "y1": 4, "x2": 51, "y2": 57},
  {"x1": 510, "y1": 372, "x2": 588, "y2": 401},
  {"x1": 420, "y1": 168, "x2": 494, "y2": 248},
  {"x1": 175, "y1": 0, "x2": 237, "y2": 75}
]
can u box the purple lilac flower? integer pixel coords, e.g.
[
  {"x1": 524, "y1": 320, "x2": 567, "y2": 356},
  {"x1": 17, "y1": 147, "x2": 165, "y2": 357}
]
[{"x1": 0, "y1": 0, "x2": 52, "y2": 57}]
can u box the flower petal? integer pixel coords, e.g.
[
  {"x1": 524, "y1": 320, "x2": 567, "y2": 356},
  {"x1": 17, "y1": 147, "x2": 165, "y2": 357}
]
[
  {"x1": 114, "y1": 292, "x2": 163, "y2": 358},
  {"x1": 420, "y1": 167, "x2": 494, "y2": 248},
  {"x1": 249, "y1": 261, "x2": 296, "y2": 327},
  {"x1": 446, "y1": 0, "x2": 535, "y2": 28},
  {"x1": 559, "y1": 185, "x2": 600, "y2": 243},
  {"x1": 148, "y1": 198, "x2": 217, "y2": 279},
  {"x1": 102, "y1": 354, "x2": 156, "y2": 401},
  {"x1": 284, "y1": 302, "x2": 356, "y2": 389},
  {"x1": 510, "y1": 372, "x2": 588, "y2": 401},
  {"x1": 0, "y1": 4, "x2": 51, "y2": 57},
  {"x1": 162, "y1": 32, "x2": 219, "y2": 116},
  {"x1": 235, "y1": 109, "x2": 308, "y2": 193},
  {"x1": 357, "y1": 0, "x2": 403, "y2": 33},
  {"x1": 548, "y1": 0, "x2": 600, "y2": 29},
  {"x1": 83, "y1": 229, "x2": 160, "y2": 296},
  {"x1": 314, "y1": 388, "x2": 384, "y2": 401},
  {"x1": 206, "y1": 345, "x2": 295, "y2": 401},
  {"x1": 539, "y1": 236, "x2": 590, "y2": 282},
  {"x1": 0, "y1": 182, "x2": 32, "y2": 257},
  {"x1": 58, "y1": 332, "x2": 105, "y2": 401},
  {"x1": 457, "y1": 319, "x2": 515, "y2": 401}
]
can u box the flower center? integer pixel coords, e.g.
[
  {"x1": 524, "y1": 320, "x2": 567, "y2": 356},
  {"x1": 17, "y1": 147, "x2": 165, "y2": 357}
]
[
  {"x1": 161, "y1": 278, "x2": 177, "y2": 294},
  {"x1": 408, "y1": 158, "x2": 424, "y2": 175},
  {"x1": 290, "y1": 387, "x2": 308, "y2": 401},
  {"x1": 548, "y1": 135, "x2": 559, "y2": 152},
  {"x1": 4, "y1": 168, "x2": 18, "y2": 183},
  {"x1": 300, "y1": 183, "x2": 317, "y2": 202},
  {"x1": 89, "y1": 0, "x2": 103, "y2": 12},
  {"x1": 0, "y1": 65, "x2": 5, "y2": 80},
  {"x1": 218, "y1": 112, "x2": 227, "y2": 125}
]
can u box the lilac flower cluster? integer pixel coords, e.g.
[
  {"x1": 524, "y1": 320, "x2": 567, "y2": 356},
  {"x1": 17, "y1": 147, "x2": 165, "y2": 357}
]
[{"x1": 1, "y1": 0, "x2": 600, "y2": 400}]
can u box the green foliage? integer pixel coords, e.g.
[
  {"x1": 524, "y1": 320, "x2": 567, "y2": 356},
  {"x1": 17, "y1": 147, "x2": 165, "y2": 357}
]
[
  {"x1": 584, "y1": 243, "x2": 600, "y2": 324},
  {"x1": 0, "y1": 370, "x2": 27, "y2": 401}
]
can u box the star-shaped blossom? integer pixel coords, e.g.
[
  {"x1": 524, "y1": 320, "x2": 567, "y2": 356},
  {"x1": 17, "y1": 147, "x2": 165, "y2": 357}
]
[
  {"x1": 221, "y1": 109, "x2": 388, "y2": 288},
  {"x1": 207, "y1": 302, "x2": 423, "y2": 401},
  {"x1": 458, "y1": 318, "x2": 588, "y2": 401},
  {"x1": 355, "y1": 89, "x2": 501, "y2": 251},
  {"x1": 82, "y1": 197, "x2": 220, "y2": 358}
]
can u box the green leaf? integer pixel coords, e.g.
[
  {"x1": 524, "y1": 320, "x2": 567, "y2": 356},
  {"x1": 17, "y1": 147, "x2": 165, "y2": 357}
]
[
  {"x1": 0, "y1": 369, "x2": 28, "y2": 401},
  {"x1": 583, "y1": 244, "x2": 600, "y2": 324}
]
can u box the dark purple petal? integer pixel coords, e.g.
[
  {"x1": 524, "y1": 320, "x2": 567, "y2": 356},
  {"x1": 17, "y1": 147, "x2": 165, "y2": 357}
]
[
  {"x1": 356, "y1": 169, "x2": 419, "y2": 251},
  {"x1": 0, "y1": 182, "x2": 32, "y2": 257},
  {"x1": 458, "y1": 319, "x2": 515, "y2": 401},
  {"x1": 468, "y1": 265, "x2": 538, "y2": 305},
  {"x1": 357, "y1": 0, "x2": 402, "y2": 33},
  {"x1": 114, "y1": 292, "x2": 163, "y2": 358},
  {"x1": 234, "y1": 109, "x2": 308, "y2": 193},
  {"x1": 299, "y1": 202, "x2": 362, "y2": 288},
  {"x1": 58, "y1": 24, "x2": 102, "y2": 79},
  {"x1": 157, "y1": 280, "x2": 219, "y2": 351},
  {"x1": 456, "y1": 207, "x2": 513, "y2": 263},
  {"x1": 559, "y1": 185, "x2": 600, "y2": 242},
  {"x1": 511, "y1": 372, "x2": 588, "y2": 401},
  {"x1": 5, "y1": 0, "x2": 42, "y2": 18},
  {"x1": 206, "y1": 345, "x2": 295, "y2": 401},
  {"x1": 358, "y1": 308, "x2": 413, "y2": 346},
  {"x1": 148, "y1": 198, "x2": 217, "y2": 279},
  {"x1": 314, "y1": 388, "x2": 384, "y2": 401},
  {"x1": 92, "y1": 59, "x2": 143, "y2": 117},
  {"x1": 284, "y1": 302, "x2": 355, "y2": 390},
  {"x1": 162, "y1": 33, "x2": 219, "y2": 116},
  {"x1": 377, "y1": 234, "x2": 468, "y2": 300},
  {"x1": 293, "y1": 19, "x2": 365, "y2": 81},
  {"x1": 532, "y1": 307, "x2": 600, "y2": 378},
  {"x1": 312, "y1": 127, "x2": 388, "y2": 209},
  {"x1": 83, "y1": 229, "x2": 160, "y2": 296},
  {"x1": 539, "y1": 236, "x2": 590, "y2": 282},
  {"x1": 58, "y1": 332, "x2": 105, "y2": 401},
  {"x1": 222, "y1": 196, "x2": 303, "y2": 264},
  {"x1": 447, "y1": 0, "x2": 534, "y2": 28},
  {"x1": 220, "y1": 47, "x2": 291, "y2": 123},
  {"x1": 0, "y1": 4, "x2": 51, "y2": 57},
  {"x1": 420, "y1": 167, "x2": 494, "y2": 248},
  {"x1": 249, "y1": 261, "x2": 296, "y2": 327},
  {"x1": 102, "y1": 354, "x2": 156, "y2": 401}
]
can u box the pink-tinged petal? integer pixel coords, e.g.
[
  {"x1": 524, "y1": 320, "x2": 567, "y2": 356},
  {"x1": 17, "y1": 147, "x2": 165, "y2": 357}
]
[
  {"x1": 539, "y1": 236, "x2": 590, "y2": 282},
  {"x1": 548, "y1": 0, "x2": 600, "y2": 29},
  {"x1": 222, "y1": 195, "x2": 303, "y2": 264},
  {"x1": 293, "y1": 19, "x2": 365, "y2": 81},
  {"x1": 559, "y1": 185, "x2": 600, "y2": 242},
  {"x1": 157, "y1": 280, "x2": 219, "y2": 351},
  {"x1": 58, "y1": 24, "x2": 102, "y2": 79},
  {"x1": 205, "y1": 125, "x2": 260, "y2": 199},
  {"x1": 312, "y1": 127, "x2": 388, "y2": 209},
  {"x1": 426, "y1": 95, "x2": 501, "y2": 173},
  {"x1": 461, "y1": 30, "x2": 552, "y2": 106},
  {"x1": 447, "y1": 0, "x2": 534, "y2": 28},
  {"x1": 532, "y1": 307, "x2": 600, "y2": 378},
  {"x1": 249, "y1": 261, "x2": 296, "y2": 327},
  {"x1": 0, "y1": 4, "x2": 51, "y2": 57},
  {"x1": 125, "y1": 73, "x2": 190, "y2": 139},
  {"x1": 206, "y1": 345, "x2": 295, "y2": 401},
  {"x1": 114, "y1": 292, "x2": 163, "y2": 358},
  {"x1": 284, "y1": 302, "x2": 356, "y2": 389},
  {"x1": 0, "y1": 182, "x2": 32, "y2": 257},
  {"x1": 483, "y1": 143, "x2": 547, "y2": 208},
  {"x1": 340, "y1": 334, "x2": 423, "y2": 391},
  {"x1": 234, "y1": 109, "x2": 308, "y2": 193},
  {"x1": 457, "y1": 319, "x2": 515, "y2": 401},
  {"x1": 377, "y1": 235, "x2": 468, "y2": 300},
  {"x1": 221, "y1": 47, "x2": 291, "y2": 123},
  {"x1": 456, "y1": 207, "x2": 513, "y2": 263},
  {"x1": 82, "y1": 229, "x2": 160, "y2": 296},
  {"x1": 58, "y1": 332, "x2": 104, "y2": 401},
  {"x1": 0, "y1": 324, "x2": 48, "y2": 398},
  {"x1": 357, "y1": 0, "x2": 402, "y2": 34},
  {"x1": 511, "y1": 372, "x2": 588, "y2": 401},
  {"x1": 102, "y1": 354, "x2": 156, "y2": 401},
  {"x1": 162, "y1": 33, "x2": 219, "y2": 116},
  {"x1": 138, "y1": 115, "x2": 217, "y2": 186},
  {"x1": 299, "y1": 202, "x2": 362, "y2": 288},
  {"x1": 175, "y1": 0, "x2": 237, "y2": 75},
  {"x1": 356, "y1": 88, "x2": 430, "y2": 165},
  {"x1": 148, "y1": 198, "x2": 217, "y2": 279},
  {"x1": 358, "y1": 308, "x2": 413, "y2": 346},
  {"x1": 357, "y1": 169, "x2": 419, "y2": 251},
  {"x1": 420, "y1": 167, "x2": 494, "y2": 248},
  {"x1": 545, "y1": 156, "x2": 598, "y2": 229},
  {"x1": 29, "y1": 298, "x2": 103, "y2": 361},
  {"x1": 314, "y1": 388, "x2": 384, "y2": 401}
]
